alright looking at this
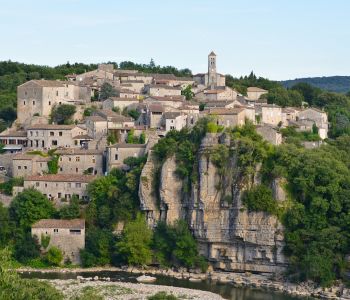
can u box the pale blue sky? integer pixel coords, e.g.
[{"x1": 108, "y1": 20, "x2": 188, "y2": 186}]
[{"x1": 0, "y1": 0, "x2": 349, "y2": 80}]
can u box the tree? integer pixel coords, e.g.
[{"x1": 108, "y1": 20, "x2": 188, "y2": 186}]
[
  {"x1": 139, "y1": 131, "x2": 146, "y2": 144},
  {"x1": 0, "y1": 203, "x2": 11, "y2": 245},
  {"x1": 50, "y1": 104, "x2": 76, "y2": 124},
  {"x1": 116, "y1": 214, "x2": 153, "y2": 266},
  {"x1": 181, "y1": 85, "x2": 194, "y2": 100},
  {"x1": 242, "y1": 184, "x2": 278, "y2": 215},
  {"x1": 10, "y1": 188, "x2": 56, "y2": 229},
  {"x1": 99, "y1": 82, "x2": 117, "y2": 100},
  {"x1": 13, "y1": 233, "x2": 41, "y2": 263},
  {"x1": 59, "y1": 196, "x2": 80, "y2": 219},
  {"x1": 127, "y1": 109, "x2": 141, "y2": 120},
  {"x1": 45, "y1": 246, "x2": 63, "y2": 266},
  {"x1": 0, "y1": 248, "x2": 63, "y2": 299}
]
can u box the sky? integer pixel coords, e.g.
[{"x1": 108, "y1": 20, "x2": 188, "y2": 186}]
[{"x1": 0, "y1": 0, "x2": 349, "y2": 80}]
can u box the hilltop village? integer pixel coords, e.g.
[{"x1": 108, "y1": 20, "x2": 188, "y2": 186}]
[{"x1": 0, "y1": 52, "x2": 328, "y2": 265}]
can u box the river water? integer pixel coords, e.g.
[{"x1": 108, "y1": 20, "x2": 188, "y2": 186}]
[{"x1": 21, "y1": 270, "x2": 313, "y2": 300}]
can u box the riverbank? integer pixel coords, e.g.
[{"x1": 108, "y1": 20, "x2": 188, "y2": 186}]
[
  {"x1": 45, "y1": 278, "x2": 224, "y2": 300},
  {"x1": 17, "y1": 266, "x2": 350, "y2": 299}
]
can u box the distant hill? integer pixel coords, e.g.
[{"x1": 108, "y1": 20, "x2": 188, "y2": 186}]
[{"x1": 281, "y1": 76, "x2": 350, "y2": 94}]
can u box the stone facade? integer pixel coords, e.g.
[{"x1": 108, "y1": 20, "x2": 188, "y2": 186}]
[
  {"x1": 31, "y1": 219, "x2": 85, "y2": 264},
  {"x1": 56, "y1": 148, "x2": 104, "y2": 175},
  {"x1": 106, "y1": 143, "x2": 146, "y2": 172},
  {"x1": 247, "y1": 87, "x2": 268, "y2": 101},
  {"x1": 145, "y1": 85, "x2": 182, "y2": 97},
  {"x1": 102, "y1": 97, "x2": 140, "y2": 111},
  {"x1": 297, "y1": 107, "x2": 328, "y2": 139},
  {"x1": 12, "y1": 154, "x2": 50, "y2": 177},
  {"x1": 203, "y1": 108, "x2": 246, "y2": 127},
  {"x1": 14, "y1": 174, "x2": 96, "y2": 206},
  {"x1": 27, "y1": 124, "x2": 87, "y2": 149},
  {"x1": 256, "y1": 125, "x2": 282, "y2": 145},
  {"x1": 261, "y1": 104, "x2": 282, "y2": 126},
  {"x1": 163, "y1": 112, "x2": 187, "y2": 133},
  {"x1": 17, "y1": 80, "x2": 91, "y2": 125}
]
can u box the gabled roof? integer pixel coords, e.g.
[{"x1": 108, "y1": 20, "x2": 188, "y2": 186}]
[
  {"x1": 32, "y1": 219, "x2": 85, "y2": 229},
  {"x1": 25, "y1": 174, "x2": 96, "y2": 183},
  {"x1": 19, "y1": 80, "x2": 75, "y2": 88},
  {"x1": 146, "y1": 96, "x2": 184, "y2": 102},
  {"x1": 204, "y1": 107, "x2": 245, "y2": 115},
  {"x1": 209, "y1": 51, "x2": 217, "y2": 56},
  {"x1": 163, "y1": 112, "x2": 182, "y2": 119},
  {"x1": 27, "y1": 124, "x2": 76, "y2": 130},
  {"x1": 148, "y1": 84, "x2": 182, "y2": 90},
  {"x1": 108, "y1": 143, "x2": 146, "y2": 149},
  {"x1": 247, "y1": 87, "x2": 268, "y2": 92}
]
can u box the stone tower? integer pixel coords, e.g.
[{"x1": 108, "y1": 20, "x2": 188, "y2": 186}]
[{"x1": 208, "y1": 51, "x2": 217, "y2": 88}]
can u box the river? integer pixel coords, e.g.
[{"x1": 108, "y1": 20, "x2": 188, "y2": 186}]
[{"x1": 20, "y1": 270, "x2": 313, "y2": 300}]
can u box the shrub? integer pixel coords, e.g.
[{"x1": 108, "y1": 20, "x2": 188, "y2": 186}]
[
  {"x1": 242, "y1": 184, "x2": 278, "y2": 215},
  {"x1": 45, "y1": 246, "x2": 63, "y2": 266}
]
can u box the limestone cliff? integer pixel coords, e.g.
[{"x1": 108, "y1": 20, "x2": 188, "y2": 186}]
[{"x1": 139, "y1": 133, "x2": 287, "y2": 273}]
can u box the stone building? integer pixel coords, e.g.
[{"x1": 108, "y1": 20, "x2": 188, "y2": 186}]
[
  {"x1": 14, "y1": 174, "x2": 96, "y2": 205},
  {"x1": 163, "y1": 112, "x2": 187, "y2": 133},
  {"x1": 144, "y1": 84, "x2": 182, "y2": 97},
  {"x1": 102, "y1": 97, "x2": 140, "y2": 111},
  {"x1": 17, "y1": 80, "x2": 91, "y2": 125},
  {"x1": 196, "y1": 86, "x2": 237, "y2": 101},
  {"x1": 56, "y1": 148, "x2": 104, "y2": 175},
  {"x1": 144, "y1": 96, "x2": 184, "y2": 109},
  {"x1": 27, "y1": 124, "x2": 87, "y2": 149},
  {"x1": 193, "y1": 51, "x2": 226, "y2": 87},
  {"x1": 256, "y1": 125, "x2": 282, "y2": 145},
  {"x1": 203, "y1": 107, "x2": 246, "y2": 127},
  {"x1": 0, "y1": 129, "x2": 28, "y2": 147},
  {"x1": 246, "y1": 87, "x2": 268, "y2": 101},
  {"x1": 152, "y1": 74, "x2": 194, "y2": 88},
  {"x1": 31, "y1": 219, "x2": 85, "y2": 264},
  {"x1": 297, "y1": 107, "x2": 328, "y2": 139},
  {"x1": 106, "y1": 143, "x2": 146, "y2": 171},
  {"x1": 12, "y1": 153, "x2": 50, "y2": 177},
  {"x1": 261, "y1": 104, "x2": 282, "y2": 126}
]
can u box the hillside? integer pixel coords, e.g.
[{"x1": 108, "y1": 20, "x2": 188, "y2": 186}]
[{"x1": 281, "y1": 76, "x2": 350, "y2": 94}]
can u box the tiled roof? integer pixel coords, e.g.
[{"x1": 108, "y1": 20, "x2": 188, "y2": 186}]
[
  {"x1": 56, "y1": 148, "x2": 103, "y2": 155},
  {"x1": 0, "y1": 130, "x2": 27, "y2": 137},
  {"x1": 27, "y1": 124, "x2": 76, "y2": 130},
  {"x1": 247, "y1": 87, "x2": 268, "y2": 92},
  {"x1": 72, "y1": 134, "x2": 93, "y2": 140},
  {"x1": 13, "y1": 154, "x2": 50, "y2": 161},
  {"x1": 149, "y1": 104, "x2": 164, "y2": 113},
  {"x1": 20, "y1": 80, "x2": 75, "y2": 88},
  {"x1": 146, "y1": 96, "x2": 184, "y2": 102},
  {"x1": 205, "y1": 107, "x2": 245, "y2": 115},
  {"x1": 149, "y1": 84, "x2": 182, "y2": 90},
  {"x1": 163, "y1": 112, "x2": 182, "y2": 119},
  {"x1": 107, "y1": 97, "x2": 140, "y2": 102},
  {"x1": 86, "y1": 115, "x2": 106, "y2": 122},
  {"x1": 25, "y1": 174, "x2": 96, "y2": 183},
  {"x1": 32, "y1": 219, "x2": 85, "y2": 229},
  {"x1": 109, "y1": 143, "x2": 146, "y2": 149}
]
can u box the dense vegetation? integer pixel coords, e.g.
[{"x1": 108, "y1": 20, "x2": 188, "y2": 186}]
[{"x1": 281, "y1": 76, "x2": 350, "y2": 94}]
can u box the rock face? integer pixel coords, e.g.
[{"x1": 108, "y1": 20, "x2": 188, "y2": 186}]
[{"x1": 139, "y1": 133, "x2": 288, "y2": 273}]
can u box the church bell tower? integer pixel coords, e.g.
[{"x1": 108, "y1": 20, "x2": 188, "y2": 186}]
[{"x1": 208, "y1": 51, "x2": 217, "y2": 88}]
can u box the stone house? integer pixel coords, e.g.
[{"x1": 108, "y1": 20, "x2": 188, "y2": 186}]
[
  {"x1": 261, "y1": 104, "x2": 282, "y2": 126},
  {"x1": 144, "y1": 84, "x2": 182, "y2": 97},
  {"x1": 31, "y1": 219, "x2": 85, "y2": 264},
  {"x1": 144, "y1": 96, "x2": 184, "y2": 109},
  {"x1": 74, "y1": 64, "x2": 115, "y2": 82},
  {"x1": 140, "y1": 104, "x2": 165, "y2": 129},
  {"x1": 247, "y1": 87, "x2": 268, "y2": 101},
  {"x1": 102, "y1": 97, "x2": 140, "y2": 111},
  {"x1": 282, "y1": 107, "x2": 299, "y2": 126},
  {"x1": 117, "y1": 88, "x2": 140, "y2": 99},
  {"x1": 106, "y1": 143, "x2": 146, "y2": 171},
  {"x1": 12, "y1": 153, "x2": 50, "y2": 177},
  {"x1": 198, "y1": 86, "x2": 237, "y2": 101},
  {"x1": 114, "y1": 72, "x2": 153, "y2": 84},
  {"x1": 163, "y1": 112, "x2": 187, "y2": 133},
  {"x1": 17, "y1": 80, "x2": 91, "y2": 125},
  {"x1": 56, "y1": 148, "x2": 104, "y2": 175},
  {"x1": 27, "y1": 124, "x2": 87, "y2": 149},
  {"x1": 85, "y1": 110, "x2": 134, "y2": 139},
  {"x1": 119, "y1": 80, "x2": 145, "y2": 93},
  {"x1": 13, "y1": 174, "x2": 96, "y2": 204},
  {"x1": 256, "y1": 125, "x2": 282, "y2": 145},
  {"x1": 0, "y1": 129, "x2": 28, "y2": 147},
  {"x1": 203, "y1": 107, "x2": 246, "y2": 127},
  {"x1": 297, "y1": 107, "x2": 328, "y2": 139},
  {"x1": 152, "y1": 74, "x2": 194, "y2": 88},
  {"x1": 205, "y1": 100, "x2": 241, "y2": 109}
]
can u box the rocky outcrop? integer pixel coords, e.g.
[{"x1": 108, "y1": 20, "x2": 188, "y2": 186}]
[
  {"x1": 140, "y1": 133, "x2": 288, "y2": 273},
  {"x1": 139, "y1": 151, "x2": 160, "y2": 227},
  {"x1": 159, "y1": 156, "x2": 184, "y2": 224}
]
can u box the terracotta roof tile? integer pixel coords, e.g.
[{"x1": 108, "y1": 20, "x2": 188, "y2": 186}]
[{"x1": 32, "y1": 219, "x2": 85, "y2": 229}]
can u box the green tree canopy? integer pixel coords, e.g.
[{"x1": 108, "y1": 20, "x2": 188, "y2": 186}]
[{"x1": 50, "y1": 104, "x2": 76, "y2": 124}]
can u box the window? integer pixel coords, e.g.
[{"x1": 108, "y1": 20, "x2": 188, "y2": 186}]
[
  {"x1": 30, "y1": 131, "x2": 33, "y2": 136},
  {"x1": 70, "y1": 229, "x2": 81, "y2": 235},
  {"x1": 59, "y1": 132, "x2": 62, "y2": 136},
  {"x1": 56, "y1": 91, "x2": 58, "y2": 96},
  {"x1": 54, "y1": 229, "x2": 58, "y2": 233},
  {"x1": 23, "y1": 101, "x2": 26, "y2": 105},
  {"x1": 36, "y1": 182, "x2": 39, "y2": 187},
  {"x1": 45, "y1": 183, "x2": 47, "y2": 187},
  {"x1": 76, "y1": 168, "x2": 78, "y2": 173},
  {"x1": 60, "y1": 167, "x2": 63, "y2": 172},
  {"x1": 32, "y1": 101, "x2": 35, "y2": 106},
  {"x1": 24, "y1": 166, "x2": 27, "y2": 170},
  {"x1": 76, "y1": 157, "x2": 80, "y2": 162},
  {"x1": 50, "y1": 132, "x2": 54, "y2": 136},
  {"x1": 49, "y1": 101, "x2": 51, "y2": 105},
  {"x1": 25, "y1": 91, "x2": 27, "y2": 96},
  {"x1": 58, "y1": 192, "x2": 61, "y2": 198},
  {"x1": 60, "y1": 157, "x2": 62, "y2": 162},
  {"x1": 115, "y1": 154, "x2": 119, "y2": 161},
  {"x1": 92, "y1": 158, "x2": 96, "y2": 163},
  {"x1": 36, "y1": 131, "x2": 39, "y2": 136},
  {"x1": 18, "y1": 166, "x2": 21, "y2": 170},
  {"x1": 52, "y1": 140, "x2": 58, "y2": 146},
  {"x1": 69, "y1": 157, "x2": 71, "y2": 162},
  {"x1": 76, "y1": 182, "x2": 81, "y2": 188}
]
